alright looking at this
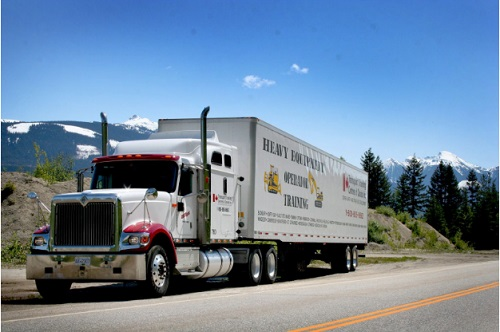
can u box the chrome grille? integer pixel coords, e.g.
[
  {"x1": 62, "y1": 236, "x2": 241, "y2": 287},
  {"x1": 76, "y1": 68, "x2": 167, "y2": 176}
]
[{"x1": 54, "y1": 202, "x2": 115, "y2": 246}]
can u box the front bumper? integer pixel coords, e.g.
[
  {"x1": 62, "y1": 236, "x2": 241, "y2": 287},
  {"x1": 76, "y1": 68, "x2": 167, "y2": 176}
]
[{"x1": 26, "y1": 253, "x2": 146, "y2": 281}]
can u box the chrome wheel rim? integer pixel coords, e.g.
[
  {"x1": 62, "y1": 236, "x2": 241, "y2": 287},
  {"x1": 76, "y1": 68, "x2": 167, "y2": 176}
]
[{"x1": 152, "y1": 254, "x2": 167, "y2": 288}]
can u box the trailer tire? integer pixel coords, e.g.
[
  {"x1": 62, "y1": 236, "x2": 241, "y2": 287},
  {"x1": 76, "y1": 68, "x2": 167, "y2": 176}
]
[
  {"x1": 35, "y1": 280, "x2": 72, "y2": 303},
  {"x1": 247, "y1": 248, "x2": 263, "y2": 285},
  {"x1": 262, "y1": 247, "x2": 278, "y2": 284},
  {"x1": 332, "y1": 245, "x2": 351, "y2": 273},
  {"x1": 143, "y1": 245, "x2": 171, "y2": 297},
  {"x1": 350, "y1": 245, "x2": 358, "y2": 271}
]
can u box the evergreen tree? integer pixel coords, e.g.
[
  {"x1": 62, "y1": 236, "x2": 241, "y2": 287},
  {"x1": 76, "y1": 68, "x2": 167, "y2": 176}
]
[
  {"x1": 457, "y1": 170, "x2": 481, "y2": 243},
  {"x1": 426, "y1": 197, "x2": 448, "y2": 236},
  {"x1": 465, "y1": 170, "x2": 480, "y2": 208},
  {"x1": 473, "y1": 174, "x2": 499, "y2": 249},
  {"x1": 401, "y1": 155, "x2": 426, "y2": 217},
  {"x1": 426, "y1": 162, "x2": 460, "y2": 238},
  {"x1": 361, "y1": 148, "x2": 392, "y2": 208},
  {"x1": 394, "y1": 173, "x2": 410, "y2": 214}
]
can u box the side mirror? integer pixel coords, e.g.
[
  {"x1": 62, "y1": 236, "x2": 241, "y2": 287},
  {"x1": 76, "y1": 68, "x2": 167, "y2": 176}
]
[
  {"x1": 28, "y1": 192, "x2": 39, "y2": 200},
  {"x1": 145, "y1": 188, "x2": 158, "y2": 200},
  {"x1": 197, "y1": 192, "x2": 208, "y2": 204}
]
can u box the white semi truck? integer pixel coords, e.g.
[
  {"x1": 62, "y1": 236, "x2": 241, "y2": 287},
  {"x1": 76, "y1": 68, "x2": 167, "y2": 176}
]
[{"x1": 26, "y1": 107, "x2": 368, "y2": 301}]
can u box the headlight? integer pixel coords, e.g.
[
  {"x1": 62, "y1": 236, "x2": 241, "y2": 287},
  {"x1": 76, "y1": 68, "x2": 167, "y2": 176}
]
[
  {"x1": 33, "y1": 236, "x2": 46, "y2": 246},
  {"x1": 121, "y1": 233, "x2": 150, "y2": 250}
]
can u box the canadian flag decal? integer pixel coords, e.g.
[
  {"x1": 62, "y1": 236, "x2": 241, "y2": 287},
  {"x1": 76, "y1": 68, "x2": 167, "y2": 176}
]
[
  {"x1": 343, "y1": 174, "x2": 349, "y2": 191},
  {"x1": 212, "y1": 194, "x2": 219, "y2": 202}
]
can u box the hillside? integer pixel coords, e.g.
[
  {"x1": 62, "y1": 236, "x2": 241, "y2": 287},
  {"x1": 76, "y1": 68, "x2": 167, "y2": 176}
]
[{"x1": 1, "y1": 171, "x2": 451, "y2": 253}]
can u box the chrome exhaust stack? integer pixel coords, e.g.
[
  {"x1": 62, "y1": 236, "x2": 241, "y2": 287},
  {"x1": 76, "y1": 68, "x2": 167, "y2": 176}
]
[
  {"x1": 100, "y1": 112, "x2": 108, "y2": 156},
  {"x1": 200, "y1": 106, "x2": 211, "y2": 244}
]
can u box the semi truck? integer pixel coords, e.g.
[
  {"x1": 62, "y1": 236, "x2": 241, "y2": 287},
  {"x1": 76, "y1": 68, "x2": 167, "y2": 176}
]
[{"x1": 26, "y1": 107, "x2": 368, "y2": 301}]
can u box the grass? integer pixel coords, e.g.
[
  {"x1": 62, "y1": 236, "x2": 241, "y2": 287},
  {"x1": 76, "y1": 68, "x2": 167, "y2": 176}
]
[
  {"x1": 310, "y1": 255, "x2": 421, "y2": 268},
  {"x1": 359, "y1": 256, "x2": 420, "y2": 265},
  {"x1": 1, "y1": 233, "x2": 30, "y2": 265}
]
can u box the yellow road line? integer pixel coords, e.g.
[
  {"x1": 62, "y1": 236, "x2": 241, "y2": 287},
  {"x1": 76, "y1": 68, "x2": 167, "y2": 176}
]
[{"x1": 290, "y1": 281, "x2": 499, "y2": 332}]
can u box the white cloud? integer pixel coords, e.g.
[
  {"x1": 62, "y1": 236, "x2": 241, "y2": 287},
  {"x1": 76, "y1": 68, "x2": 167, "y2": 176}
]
[
  {"x1": 242, "y1": 75, "x2": 276, "y2": 89},
  {"x1": 290, "y1": 63, "x2": 309, "y2": 74}
]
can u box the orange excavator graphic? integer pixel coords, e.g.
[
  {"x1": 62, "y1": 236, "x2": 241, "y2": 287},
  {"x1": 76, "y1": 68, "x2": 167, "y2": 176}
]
[
  {"x1": 264, "y1": 165, "x2": 282, "y2": 194},
  {"x1": 308, "y1": 171, "x2": 324, "y2": 207}
]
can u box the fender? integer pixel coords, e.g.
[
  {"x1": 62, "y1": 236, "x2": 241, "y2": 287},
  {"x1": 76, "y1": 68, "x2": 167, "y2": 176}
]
[{"x1": 122, "y1": 222, "x2": 178, "y2": 264}]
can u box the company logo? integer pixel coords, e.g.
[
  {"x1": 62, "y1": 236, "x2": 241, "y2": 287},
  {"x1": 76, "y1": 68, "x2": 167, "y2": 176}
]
[
  {"x1": 80, "y1": 194, "x2": 89, "y2": 207},
  {"x1": 264, "y1": 165, "x2": 282, "y2": 194},
  {"x1": 212, "y1": 194, "x2": 218, "y2": 202},
  {"x1": 308, "y1": 171, "x2": 323, "y2": 208}
]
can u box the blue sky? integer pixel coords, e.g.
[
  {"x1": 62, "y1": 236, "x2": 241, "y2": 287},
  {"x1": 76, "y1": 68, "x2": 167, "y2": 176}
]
[{"x1": 2, "y1": 0, "x2": 499, "y2": 168}]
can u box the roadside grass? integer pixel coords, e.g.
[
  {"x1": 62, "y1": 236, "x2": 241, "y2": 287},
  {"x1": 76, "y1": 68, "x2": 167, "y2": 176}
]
[
  {"x1": 1, "y1": 233, "x2": 30, "y2": 265},
  {"x1": 309, "y1": 255, "x2": 421, "y2": 268},
  {"x1": 359, "y1": 256, "x2": 420, "y2": 265}
]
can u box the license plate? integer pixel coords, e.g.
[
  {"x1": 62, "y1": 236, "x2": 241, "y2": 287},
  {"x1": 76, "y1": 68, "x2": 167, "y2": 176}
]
[{"x1": 75, "y1": 257, "x2": 91, "y2": 266}]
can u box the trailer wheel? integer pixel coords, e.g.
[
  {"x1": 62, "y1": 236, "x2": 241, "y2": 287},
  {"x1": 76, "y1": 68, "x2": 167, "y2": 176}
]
[
  {"x1": 262, "y1": 247, "x2": 278, "y2": 284},
  {"x1": 143, "y1": 245, "x2": 171, "y2": 297},
  {"x1": 247, "y1": 248, "x2": 263, "y2": 285},
  {"x1": 35, "y1": 280, "x2": 72, "y2": 303},
  {"x1": 332, "y1": 245, "x2": 351, "y2": 273},
  {"x1": 350, "y1": 245, "x2": 358, "y2": 271}
]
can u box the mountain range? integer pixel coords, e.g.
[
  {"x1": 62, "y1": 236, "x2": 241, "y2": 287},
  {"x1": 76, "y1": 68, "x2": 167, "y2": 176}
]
[{"x1": 2, "y1": 116, "x2": 498, "y2": 190}]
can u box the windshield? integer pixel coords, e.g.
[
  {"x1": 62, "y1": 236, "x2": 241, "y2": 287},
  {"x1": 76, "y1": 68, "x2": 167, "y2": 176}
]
[{"x1": 91, "y1": 160, "x2": 179, "y2": 193}]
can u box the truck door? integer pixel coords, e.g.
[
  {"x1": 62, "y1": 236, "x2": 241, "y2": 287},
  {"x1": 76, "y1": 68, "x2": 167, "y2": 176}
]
[
  {"x1": 210, "y1": 152, "x2": 237, "y2": 241},
  {"x1": 177, "y1": 166, "x2": 197, "y2": 239}
]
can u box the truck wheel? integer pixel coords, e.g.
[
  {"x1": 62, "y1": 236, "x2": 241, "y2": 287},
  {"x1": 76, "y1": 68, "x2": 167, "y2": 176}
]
[
  {"x1": 144, "y1": 245, "x2": 171, "y2": 297},
  {"x1": 262, "y1": 247, "x2": 278, "y2": 284},
  {"x1": 350, "y1": 245, "x2": 358, "y2": 271},
  {"x1": 35, "y1": 280, "x2": 72, "y2": 303},
  {"x1": 332, "y1": 245, "x2": 351, "y2": 273},
  {"x1": 247, "y1": 248, "x2": 263, "y2": 285}
]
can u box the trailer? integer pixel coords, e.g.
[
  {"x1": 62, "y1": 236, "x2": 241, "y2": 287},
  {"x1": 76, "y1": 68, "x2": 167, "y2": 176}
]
[{"x1": 26, "y1": 107, "x2": 368, "y2": 301}]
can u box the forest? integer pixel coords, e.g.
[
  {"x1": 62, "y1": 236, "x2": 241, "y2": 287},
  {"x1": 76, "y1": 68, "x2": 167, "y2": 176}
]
[{"x1": 361, "y1": 148, "x2": 499, "y2": 250}]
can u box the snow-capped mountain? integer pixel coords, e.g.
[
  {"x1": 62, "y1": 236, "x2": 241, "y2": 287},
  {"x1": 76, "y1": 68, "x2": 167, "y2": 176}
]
[
  {"x1": 121, "y1": 115, "x2": 158, "y2": 132},
  {"x1": 2, "y1": 116, "x2": 498, "y2": 191},
  {"x1": 384, "y1": 151, "x2": 499, "y2": 190},
  {"x1": 1, "y1": 116, "x2": 157, "y2": 171}
]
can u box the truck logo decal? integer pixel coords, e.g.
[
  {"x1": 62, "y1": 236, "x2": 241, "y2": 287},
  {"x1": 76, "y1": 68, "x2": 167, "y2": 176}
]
[
  {"x1": 264, "y1": 165, "x2": 282, "y2": 194},
  {"x1": 308, "y1": 171, "x2": 324, "y2": 208},
  {"x1": 80, "y1": 194, "x2": 89, "y2": 207},
  {"x1": 212, "y1": 194, "x2": 219, "y2": 202}
]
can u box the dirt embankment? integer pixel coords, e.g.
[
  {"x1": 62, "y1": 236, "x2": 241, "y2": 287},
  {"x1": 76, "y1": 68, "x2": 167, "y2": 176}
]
[{"x1": 1, "y1": 172, "x2": 91, "y2": 248}]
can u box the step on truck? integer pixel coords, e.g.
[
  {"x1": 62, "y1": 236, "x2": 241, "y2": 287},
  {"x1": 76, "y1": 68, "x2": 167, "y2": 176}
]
[{"x1": 26, "y1": 107, "x2": 368, "y2": 301}]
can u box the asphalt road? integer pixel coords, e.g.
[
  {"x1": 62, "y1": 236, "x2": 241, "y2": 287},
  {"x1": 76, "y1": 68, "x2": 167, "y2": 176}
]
[{"x1": 2, "y1": 252, "x2": 498, "y2": 332}]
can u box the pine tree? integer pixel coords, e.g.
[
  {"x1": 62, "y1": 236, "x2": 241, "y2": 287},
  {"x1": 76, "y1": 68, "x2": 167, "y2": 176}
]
[
  {"x1": 473, "y1": 174, "x2": 499, "y2": 249},
  {"x1": 394, "y1": 173, "x2": 410, "y2": 214},
  {"x1": 465, "y1": 170, "x2": 480, "y2": 208},
  {"x1": 361, "y1": 148, "x2": 392, "y2": 208},
  {"x1": 426, "y1": 162, "x2": 460, "y2": 238},
  {"x1": 402, "y1": 155, "x2": 426, "y2": 217}
]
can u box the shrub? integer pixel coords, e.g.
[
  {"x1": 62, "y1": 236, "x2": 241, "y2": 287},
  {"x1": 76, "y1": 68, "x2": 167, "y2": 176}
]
[
  {"x1": 396, "y1": 211, "x2": 412, "y2": 224},
  {"x1": 32, "y1": 142, "x2": 74, "y2": 184},
  {"x1": 407, "y1": 220, "x2": 423, "y2": 238},
  {"x1": 452, "y1": 232, "x2": 472, "y2": 251},
  {"x1": 1, "y1": 233, "x2": 30, "y2": 265},
  {"x1": 375, "y1": 206, "x2": 396, "y2": 218},
  {"x1": 368, "y1": 220, "x2": 386, "y2": 244},
  {"x1": 1, "y1": 181, "x2": 16, "y2": 201}
]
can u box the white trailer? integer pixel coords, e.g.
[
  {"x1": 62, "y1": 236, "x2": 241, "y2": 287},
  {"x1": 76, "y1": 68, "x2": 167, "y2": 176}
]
[{"x1": 26, "y1": 107, "x2": 368, "y2": 301}]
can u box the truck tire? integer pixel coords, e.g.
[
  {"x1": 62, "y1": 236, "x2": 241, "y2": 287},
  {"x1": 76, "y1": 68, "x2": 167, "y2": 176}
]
[
  {"x1": 262, "y1": 247, "x2": 278, "y2": 284},
  {"x1": 332, "y1": 245, "x2": 351, "y2": 273},
  {"x1": 247, "y1": 248, "x2": 263, "y2": 285},
  {"x1": 35, "y1": 279, "x2": 72, "y2": 303},
  {"x1": 350, "y1": 245, "x2": 358, "y2": 271},
  {"x1": 143, "y1": 245, "x2": 171, "y2": 297}
]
